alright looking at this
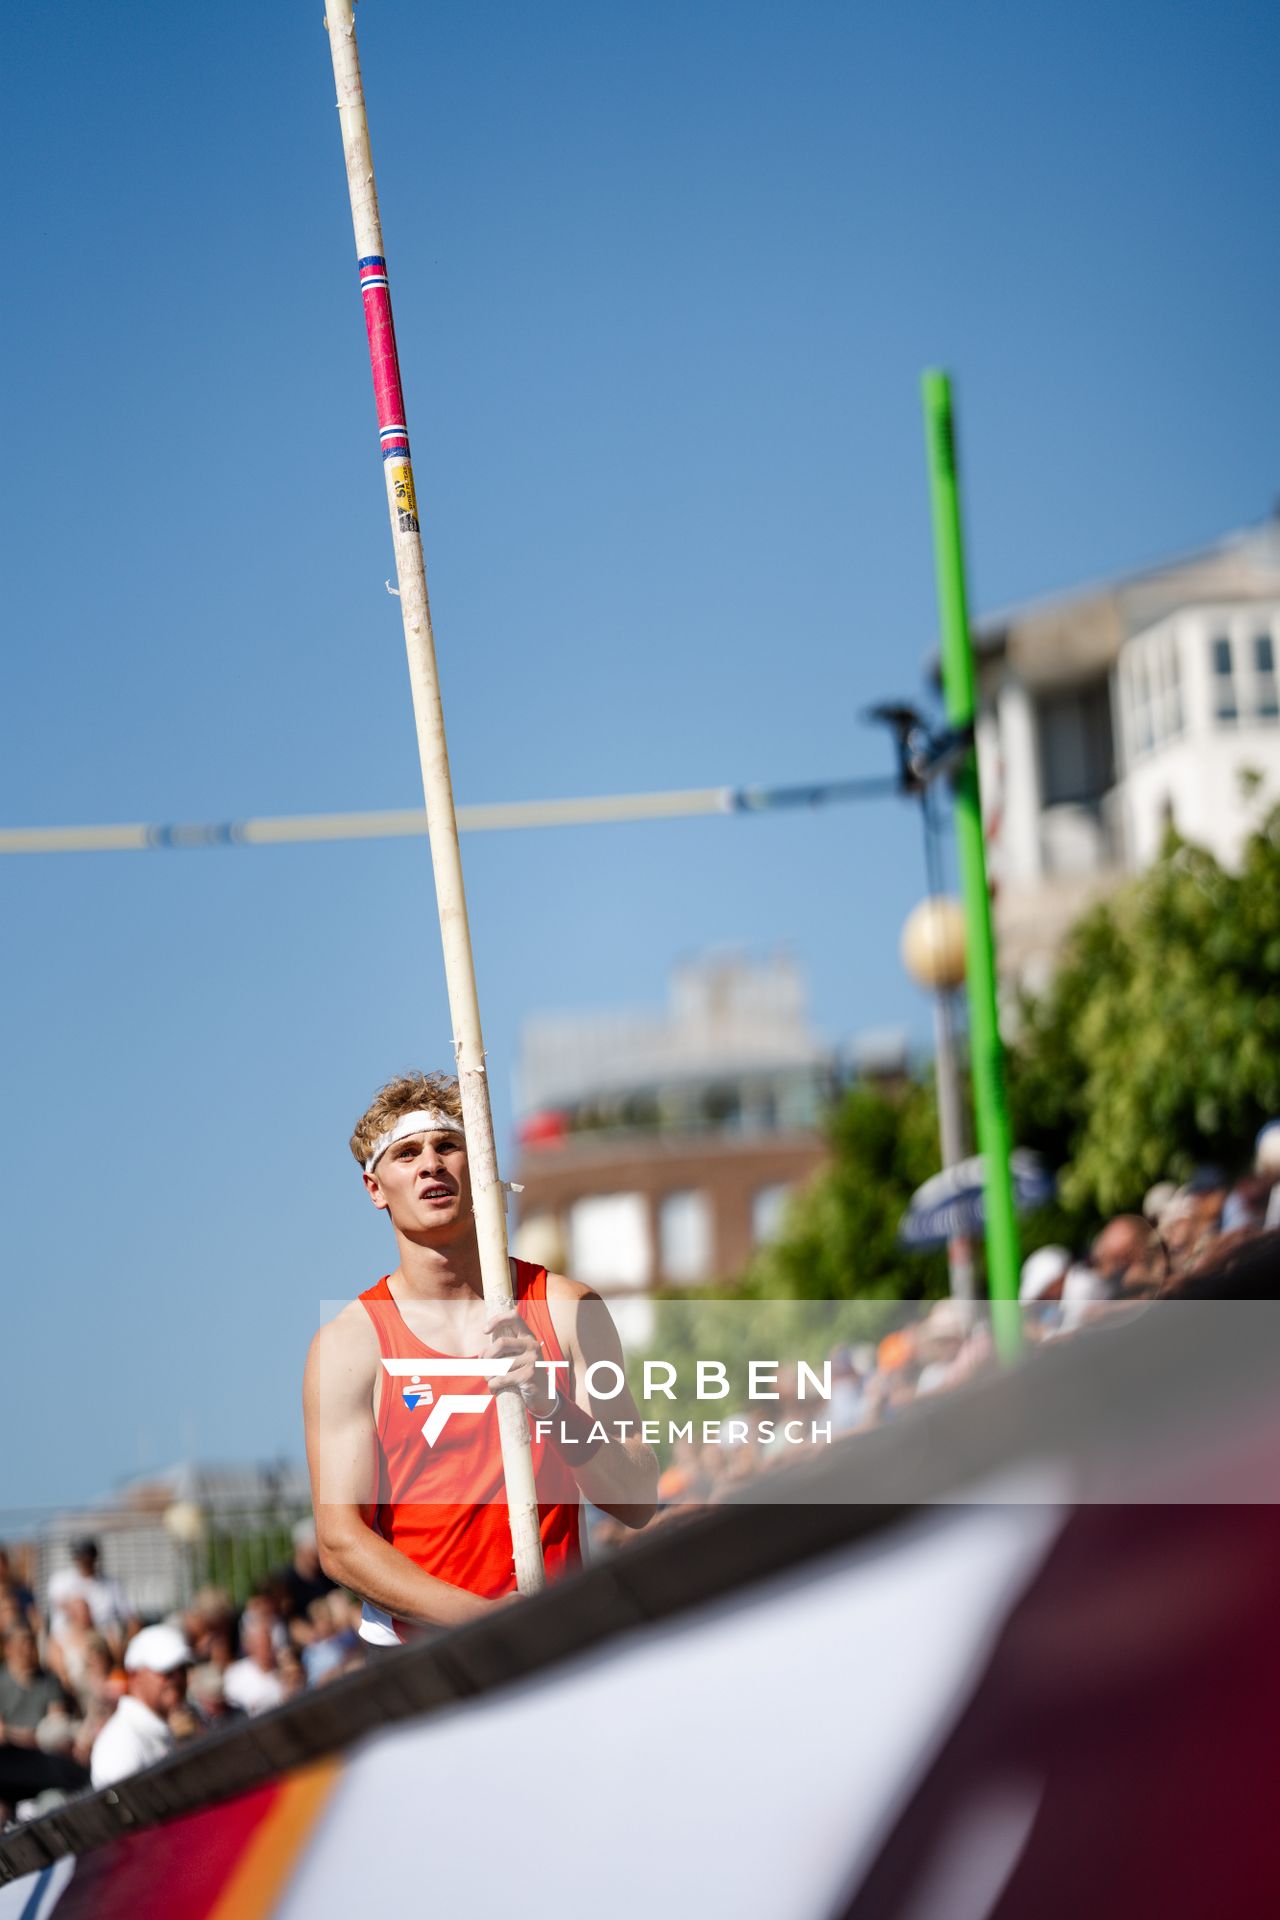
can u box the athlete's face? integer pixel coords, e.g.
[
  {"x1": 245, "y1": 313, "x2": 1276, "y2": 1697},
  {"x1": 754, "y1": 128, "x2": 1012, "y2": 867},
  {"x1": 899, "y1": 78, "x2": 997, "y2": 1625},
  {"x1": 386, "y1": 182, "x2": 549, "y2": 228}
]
[{"x1": 364, "y1": 1130, "x2": 472, "y2": 1240}]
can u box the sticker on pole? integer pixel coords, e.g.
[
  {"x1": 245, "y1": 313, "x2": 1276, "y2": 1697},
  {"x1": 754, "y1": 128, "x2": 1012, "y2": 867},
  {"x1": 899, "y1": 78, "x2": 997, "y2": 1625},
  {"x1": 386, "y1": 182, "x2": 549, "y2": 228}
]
[{"x1": 390, "y1": 462, "x2": 419, "y2": 534}]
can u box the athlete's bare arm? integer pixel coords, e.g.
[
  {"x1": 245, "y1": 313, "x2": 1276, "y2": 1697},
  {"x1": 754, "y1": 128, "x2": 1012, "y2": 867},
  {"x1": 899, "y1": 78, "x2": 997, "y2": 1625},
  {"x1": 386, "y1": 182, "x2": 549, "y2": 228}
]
[
  {"x1": 303, "y1": 1305, "x2": 501, "y2": 1631},
  {"x1": 551, "y1": 1275, "x2": 658, "y2": 1527}
]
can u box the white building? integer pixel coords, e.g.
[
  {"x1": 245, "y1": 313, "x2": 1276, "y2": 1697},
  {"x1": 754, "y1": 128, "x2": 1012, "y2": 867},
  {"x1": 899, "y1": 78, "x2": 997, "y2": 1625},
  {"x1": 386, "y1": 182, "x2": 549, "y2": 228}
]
[{"x1": 971, "y1": 516, "x2": 1280, "y2": 991}]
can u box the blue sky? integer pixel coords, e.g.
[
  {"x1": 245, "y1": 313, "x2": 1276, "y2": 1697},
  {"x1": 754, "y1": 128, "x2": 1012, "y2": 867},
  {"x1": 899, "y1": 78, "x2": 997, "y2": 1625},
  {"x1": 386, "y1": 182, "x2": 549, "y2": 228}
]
[{"x1": 3, "y1": 0, "x2": 1278, "y2": 1508}]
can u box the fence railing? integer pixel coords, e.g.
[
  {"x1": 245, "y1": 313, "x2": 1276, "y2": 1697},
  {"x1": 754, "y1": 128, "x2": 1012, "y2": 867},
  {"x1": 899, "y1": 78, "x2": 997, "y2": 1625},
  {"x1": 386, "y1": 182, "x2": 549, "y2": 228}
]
[{"x1": 0, "y1": 1498, "x2": 313, "y2": 1621}]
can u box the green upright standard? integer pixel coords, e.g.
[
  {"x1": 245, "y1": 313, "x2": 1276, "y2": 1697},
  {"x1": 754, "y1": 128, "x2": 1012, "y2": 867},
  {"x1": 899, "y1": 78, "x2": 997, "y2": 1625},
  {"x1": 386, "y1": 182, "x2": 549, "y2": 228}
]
[{"x1": 921, "y1": 370, "x2": 1021, "y2": 1357}]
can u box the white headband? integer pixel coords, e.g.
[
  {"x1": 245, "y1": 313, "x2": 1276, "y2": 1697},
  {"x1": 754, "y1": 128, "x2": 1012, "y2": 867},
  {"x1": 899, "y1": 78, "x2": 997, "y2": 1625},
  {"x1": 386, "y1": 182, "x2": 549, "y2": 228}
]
[{"x1": 363, "y1": 1109, "x2": 464, "y2": 1174}]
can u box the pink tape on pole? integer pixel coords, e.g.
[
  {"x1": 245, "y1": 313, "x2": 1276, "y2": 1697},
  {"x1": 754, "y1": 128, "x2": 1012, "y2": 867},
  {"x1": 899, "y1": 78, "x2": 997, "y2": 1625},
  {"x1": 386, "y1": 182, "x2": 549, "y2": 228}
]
[{"x1": 358, "y1": 256, "x2": 410, "y2": 459}]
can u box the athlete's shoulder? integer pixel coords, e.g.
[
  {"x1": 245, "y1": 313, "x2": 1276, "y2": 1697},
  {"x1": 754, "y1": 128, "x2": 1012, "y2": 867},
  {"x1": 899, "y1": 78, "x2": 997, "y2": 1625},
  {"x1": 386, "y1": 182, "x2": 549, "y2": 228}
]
[
  {"x1": 543, "y1": 1268, "x2": 596, "y2": 1310},
  {"x1": 510, "y1": 1256, "x2": 589, "y2": 1305},
  {"x1": 542, "y1": 1270, "x2": 612, "y2": 1360},
  {"x1": 307, "y1": 1294, "x2": 381, "y2": 1368}
]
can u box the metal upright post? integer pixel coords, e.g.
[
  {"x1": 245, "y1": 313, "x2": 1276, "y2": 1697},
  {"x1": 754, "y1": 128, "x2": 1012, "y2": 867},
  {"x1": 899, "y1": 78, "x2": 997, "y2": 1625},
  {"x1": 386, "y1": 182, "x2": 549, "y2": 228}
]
[{"x1": 921, "y1": 371, "x2": 1020, "y2": 1356}]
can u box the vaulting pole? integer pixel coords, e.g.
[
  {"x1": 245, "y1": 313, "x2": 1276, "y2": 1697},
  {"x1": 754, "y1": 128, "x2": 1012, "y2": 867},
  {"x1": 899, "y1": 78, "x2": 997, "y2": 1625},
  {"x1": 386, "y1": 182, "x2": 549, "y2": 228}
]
[{"x1": 323, "y1": 1, "x2": 545, "y2": 1591}]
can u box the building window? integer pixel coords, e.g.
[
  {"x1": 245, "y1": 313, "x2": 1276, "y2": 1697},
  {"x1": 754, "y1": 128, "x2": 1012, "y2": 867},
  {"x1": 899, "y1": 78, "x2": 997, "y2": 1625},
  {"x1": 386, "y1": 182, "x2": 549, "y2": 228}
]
[
  {"x1": 1121, "y1": 629, "x2": 1193, "y2": 763},
  {"x1": 752, "y1": 1183, "x2": 791, "y2": 1247},
  {"x1": 1159, "y1": 631, "x2": 1184, "y2": 741},
  {"x1": 1254, "y1": 634, "x2": 1279, "y2": 720},
  {"x1": 567, "y1": 1193, "x2": 652, "y2": 1291},
  {"x1": 1211, "y1": 637, "x2": 1238, "y2": 724},
  {"x1": 700, "y1": 1084, "x2": 742, "y2": 1131},
  {"x1": 659, "y1": 1190, "x2": 713, "y2": 1284},
  {"x1": 1130, "y1": 653, "x2": 1154, "y2": 758},
  {"x1": 1036, "y1": 681, "x2": 1115, "y2": 804},
  {"x1": 775, "y1": 1073, "x2": 823, "y2": 1132}
]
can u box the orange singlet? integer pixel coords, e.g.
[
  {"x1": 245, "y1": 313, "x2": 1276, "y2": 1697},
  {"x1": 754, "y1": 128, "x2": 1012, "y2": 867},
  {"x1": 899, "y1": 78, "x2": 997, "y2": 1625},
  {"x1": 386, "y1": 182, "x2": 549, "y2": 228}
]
[{"x1": 357, "y1": 1259, "x2": 584, "y2": 1643}]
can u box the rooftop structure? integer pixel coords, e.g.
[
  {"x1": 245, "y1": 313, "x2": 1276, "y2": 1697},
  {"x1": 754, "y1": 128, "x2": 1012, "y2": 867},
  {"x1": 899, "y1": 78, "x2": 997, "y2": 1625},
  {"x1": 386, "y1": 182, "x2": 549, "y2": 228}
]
[
  {"x1": 969, "y1": 514, "x2": 1280, "y2": 990},
  {"x1": 513, "y1": 955, "x2": 838, "y2": 1292}
]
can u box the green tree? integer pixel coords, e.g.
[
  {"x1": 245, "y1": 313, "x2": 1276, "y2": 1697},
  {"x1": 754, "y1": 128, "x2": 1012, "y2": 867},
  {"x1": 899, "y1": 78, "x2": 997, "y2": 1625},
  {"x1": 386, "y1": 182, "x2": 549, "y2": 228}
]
[
  {"x1": 736, "y1": 799, "x2": 1280, "y2": 1303},
  {"x1": 1008, "y1": 799, "x2": 1280, "y2": 1217}
]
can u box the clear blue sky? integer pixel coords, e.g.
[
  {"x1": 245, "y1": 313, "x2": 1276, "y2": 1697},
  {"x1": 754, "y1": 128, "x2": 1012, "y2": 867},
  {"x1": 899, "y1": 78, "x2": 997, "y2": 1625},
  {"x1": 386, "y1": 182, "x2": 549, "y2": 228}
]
[{"x1": 3, "y1": 0, "x2": 1277, "y2": 1508}]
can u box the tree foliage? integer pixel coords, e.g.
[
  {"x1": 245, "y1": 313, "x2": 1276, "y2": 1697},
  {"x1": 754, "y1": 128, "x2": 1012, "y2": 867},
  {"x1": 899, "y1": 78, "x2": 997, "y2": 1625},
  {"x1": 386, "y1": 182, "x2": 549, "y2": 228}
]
[
  {"x1": 1008, "y1": 801, "x2": 1280, "y2": 1217},
  {"x1": 740, "y1": 800, "x2": 1280, "y2": 1300},
  {"x1": 742, "y1": 1077, "x2": 949, "y2": 1301}
]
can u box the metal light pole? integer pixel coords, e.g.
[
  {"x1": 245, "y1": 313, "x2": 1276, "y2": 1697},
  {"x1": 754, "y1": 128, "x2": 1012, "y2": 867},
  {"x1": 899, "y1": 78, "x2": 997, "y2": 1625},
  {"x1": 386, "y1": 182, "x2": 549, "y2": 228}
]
[{"x1": 901, "y1": 893, "x2": 975, "y2": 1299}]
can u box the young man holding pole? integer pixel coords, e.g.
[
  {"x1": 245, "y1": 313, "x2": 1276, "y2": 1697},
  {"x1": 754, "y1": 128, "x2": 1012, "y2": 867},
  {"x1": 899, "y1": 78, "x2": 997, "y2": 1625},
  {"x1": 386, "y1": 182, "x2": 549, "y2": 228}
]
[{"x1": 304, "y1": 1074, "x2": 657, "y2": 1645}]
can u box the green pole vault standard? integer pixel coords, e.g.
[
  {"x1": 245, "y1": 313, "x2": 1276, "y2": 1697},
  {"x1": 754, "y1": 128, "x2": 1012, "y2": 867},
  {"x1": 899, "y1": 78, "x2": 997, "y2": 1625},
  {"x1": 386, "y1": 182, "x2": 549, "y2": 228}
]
[{"x1": 921, "y1": 371, "x2": 1021, "y2": 1357}]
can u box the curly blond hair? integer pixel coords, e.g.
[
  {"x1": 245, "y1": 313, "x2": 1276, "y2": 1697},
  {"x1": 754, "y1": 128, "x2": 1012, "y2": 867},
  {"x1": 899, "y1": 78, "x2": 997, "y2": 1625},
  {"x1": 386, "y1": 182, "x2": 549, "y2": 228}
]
[{"x1": 348, "y1": 1070, "x2": 464, "y2": 1168}]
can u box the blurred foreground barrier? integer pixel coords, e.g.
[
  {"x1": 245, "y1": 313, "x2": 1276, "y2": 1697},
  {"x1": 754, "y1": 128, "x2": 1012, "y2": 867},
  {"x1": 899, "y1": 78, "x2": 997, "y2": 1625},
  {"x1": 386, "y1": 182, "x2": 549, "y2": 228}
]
[{"x1": 3, "y1": 1291, "x2": 1280, "y2": 1915}]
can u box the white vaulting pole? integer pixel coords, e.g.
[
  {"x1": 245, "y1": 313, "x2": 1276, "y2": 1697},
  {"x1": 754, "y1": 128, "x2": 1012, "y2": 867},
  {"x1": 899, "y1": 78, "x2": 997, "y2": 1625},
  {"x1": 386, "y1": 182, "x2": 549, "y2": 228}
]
[{"x1": 323, "y1": 1, "x2": 544, "y2": 1593}]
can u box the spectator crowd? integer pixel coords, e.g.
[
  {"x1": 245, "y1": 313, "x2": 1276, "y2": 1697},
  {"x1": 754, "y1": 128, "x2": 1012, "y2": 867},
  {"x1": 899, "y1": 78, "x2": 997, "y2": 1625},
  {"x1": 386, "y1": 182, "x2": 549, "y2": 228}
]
[
  {"x1": 606, "y1": 1116, "x2": 1280, "y2": 1527},
  {"x1": 5, "y1": 1122, "x2": 1279, "y2": 1828},
  {"x1": 0, "y1": 1523, "x2": 367, "y2": 1827}
]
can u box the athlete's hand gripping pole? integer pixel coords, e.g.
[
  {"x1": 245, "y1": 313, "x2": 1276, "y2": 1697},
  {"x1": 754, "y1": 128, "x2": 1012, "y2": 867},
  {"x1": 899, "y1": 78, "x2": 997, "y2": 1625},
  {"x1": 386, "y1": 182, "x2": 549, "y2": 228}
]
[{"x1": 323, "y1": 0, "x2": 546, "y2": 1595}]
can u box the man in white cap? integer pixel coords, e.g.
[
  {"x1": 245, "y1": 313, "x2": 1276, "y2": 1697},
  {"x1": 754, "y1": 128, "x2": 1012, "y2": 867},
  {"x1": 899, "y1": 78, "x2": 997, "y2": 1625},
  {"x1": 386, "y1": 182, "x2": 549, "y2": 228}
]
[
  {"x1": 1019, "y1": 1246, "x2": 1071, "y2": 1304},
  {"x1": 1060, "y1": 1261, "x2": 1112, "y2": 1333},
  {"x1": 89, "y1": 1624, "x2": 193, "y2": 1788}
]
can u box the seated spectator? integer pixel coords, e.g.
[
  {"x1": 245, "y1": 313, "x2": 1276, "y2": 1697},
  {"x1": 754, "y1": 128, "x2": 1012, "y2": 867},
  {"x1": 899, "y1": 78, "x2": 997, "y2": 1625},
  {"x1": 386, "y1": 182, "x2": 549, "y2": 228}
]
[
  {"x1": 1222, "y1": 1174, "x2": 1272, "y2": 1235},
  {"x1": 34, "y1": 1696, "x2": 83, "y2": 1764},
  {"x1": 1171, "y1": 1168, "x2": 1231, "y2": 1268},
  {"x1": 0, "y1": 1549, "x2": 36, "y2": 1628},
  {"x1": 179, "y1": 1587, "x2": 237, "y2": 1668},
  {"x1": 915, "y1": 1300, "x2": 970, "y2": 1395},
  {"x1": 1060, "y1": 1262, "x2": 1112, "y2": 1333},
  {"x1": 48, "y1": 1539, "x2": 129, "y2": 1650},
  {"x1": 58, "y1": 1637, "x2": 120, "y2": 1767},
  {"x1": 1161, "y1": 1192, "x2": 1212, "y2": 1276},
  {"x1": 940, "y1": 1318, "x2": 995, "y2": 1388},
  {"x1": 273, "y1": 1520, "x2": 336, "y2": 1624},
  {"x1": 1020, "y1": 1245, "x2": 1070, "y2": 1304},
  {"x1": 299, "y1": 1589, "x2": 343, "y2": 1681},
  {"x1": 90, "y1": 1624, "x2": 194, "y2": 1788},
  {"x1": 277, "y1": 1647, "x2": 307, "y2": 1701},
  {"x1": 873, "y1": 1328, "x2": 919, "y2": 1413},
  {"x1": 0, "y1": 1627, "x2": 73, "y2": 1748},
  {"x1": 1143, "y1": 1182, "x2": 1179, "y2": 1231},
  {"x1": 222, "y1": 1613, "x2": 285, "y2": 1716},
  {"x1": 201, "y1": 1613, "x2": 237, "y2": 1677},
  {"x1": 325, "y1": 1592, "x2": 367, "y2": 1678},
  {"x1": 299, "y1": 1594, "x2": 352, "y2": 1686},
  {"x1": 0, "y1": 1589, "x2": 30, "y2": 1642},
  {"x1": 187, "y1": 1663, "x2": 242, "y2": 1729},
  {"x1": 1092, "y1": 1215, "x2": 1164, "y2": 1295},
  {"x1": 242, "y1": 1583, "x2": 290, "y2": 1656},
  {"x1": 1019, "y1": 1245, "x2": 1071, "y2": 1339},
  {"x1": 1255, "y1": 1121, "x2": 1280, "y2": 1227},
  {"x1": 45, "y1": 1595, "x2": 100, "y2": 1704},
  {"x1": 828, "y1": 1346, "x2": 867, "y2": 1432},
  {"x1": 78, "y1": 1635, "x2": 122, "y2": 1719}
]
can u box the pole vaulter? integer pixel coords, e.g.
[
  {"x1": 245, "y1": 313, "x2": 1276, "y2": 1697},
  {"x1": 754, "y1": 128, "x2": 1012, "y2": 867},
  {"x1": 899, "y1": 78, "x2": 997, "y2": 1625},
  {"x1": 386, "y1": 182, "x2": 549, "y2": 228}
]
[{"x1": 322, "y1": 1, "x2": 545, "y2": 1593}]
